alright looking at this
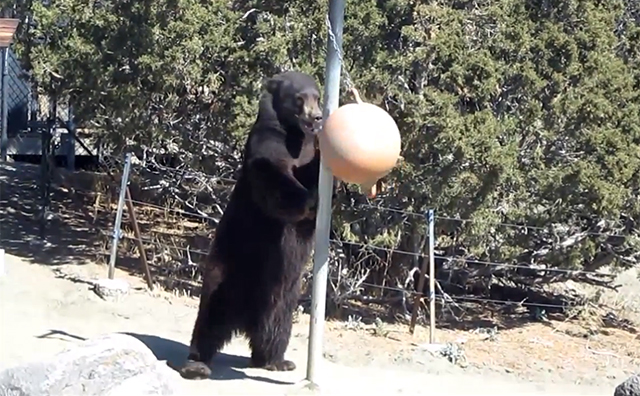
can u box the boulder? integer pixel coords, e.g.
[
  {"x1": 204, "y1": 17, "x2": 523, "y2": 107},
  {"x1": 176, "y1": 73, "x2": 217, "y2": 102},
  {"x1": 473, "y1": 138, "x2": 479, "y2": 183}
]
[
  {"x1": 0, "y1": 333, "x2": 179, "y2": 396},
  {"x1": 92, "y1": 278, "x2": 131, "y2": 301},
  {"x1": 0, "y1": 248, "x2": 5, "y2": 277},
  {"x1": 615, "y1": 375, "x2": 640, "y2": 396}
]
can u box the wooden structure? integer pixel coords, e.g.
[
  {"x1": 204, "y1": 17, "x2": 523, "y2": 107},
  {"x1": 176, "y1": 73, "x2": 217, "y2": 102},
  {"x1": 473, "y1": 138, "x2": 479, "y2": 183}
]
[{"x1": 0, "y1": 19, "x2": 19, "y2": 48}]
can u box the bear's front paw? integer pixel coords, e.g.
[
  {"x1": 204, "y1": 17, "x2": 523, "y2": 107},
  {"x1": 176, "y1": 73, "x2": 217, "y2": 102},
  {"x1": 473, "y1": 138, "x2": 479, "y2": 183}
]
[
  {"x1": 179, "y1": 360, "x2": 212, "y2": 380},
  {"x1": 253, "y1": 359, "x2": 297, "y2": 372},
  {"x1": 303, "y1": 190, "x2": 318, "y2": 219},
  {"x1": 306, "y1": 186, "x2": 319, "y2": 207},
  {"x1": 304, "y1": 204, "x2": 317, "y2": 220}
]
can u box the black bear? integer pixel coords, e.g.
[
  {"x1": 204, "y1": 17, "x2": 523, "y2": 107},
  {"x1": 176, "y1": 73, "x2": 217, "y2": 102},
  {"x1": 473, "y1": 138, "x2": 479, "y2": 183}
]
[{"x1": 179, "y1": 71, "x2": 324, "y2": 380}]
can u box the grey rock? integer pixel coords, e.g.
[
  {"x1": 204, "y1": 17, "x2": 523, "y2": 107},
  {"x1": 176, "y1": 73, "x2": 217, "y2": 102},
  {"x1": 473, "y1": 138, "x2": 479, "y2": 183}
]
[
  {"x1": 0, "y1": 333, "x2": 179, "y2": 396},
  {"x1": 93, "y1": 278, "x2": 130, "y2": 301},
  {"x1": 0, "y1": 248, "x2": 5, "y2": 277},
  {"x1": 615, "y1": 375, "x2": 640, "y2": 396}
]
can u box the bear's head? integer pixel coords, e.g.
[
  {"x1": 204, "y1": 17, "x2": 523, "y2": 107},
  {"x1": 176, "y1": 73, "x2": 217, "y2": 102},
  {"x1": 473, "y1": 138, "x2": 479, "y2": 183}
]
[{"x1": 265, "y1": 71, "x2": 323, "y2": 136}]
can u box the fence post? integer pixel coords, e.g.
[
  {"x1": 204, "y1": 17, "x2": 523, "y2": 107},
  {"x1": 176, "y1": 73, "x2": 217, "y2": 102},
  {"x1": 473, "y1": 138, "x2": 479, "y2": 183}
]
[
  {"x1": 108, "y1": 153, "x2": 132, "y2": 279},
  {"x1": 427, "y1": 208, "x2": 436, "y2": 343},
  {"x1": 124, "y1": 188, "x2": 154, "y2": 290},
  {"x1": 306, "y1": 0, "x2": 345, "y2": 385},
  {"x1": 409, "y1": 208, "x2": 435, "y2": 335},
  {"x1": 38, "y1": 98, "x2": 55, "y2": 241},
  {"x1": 65, "y1": 105, "x2": 75, "y2": 171}
]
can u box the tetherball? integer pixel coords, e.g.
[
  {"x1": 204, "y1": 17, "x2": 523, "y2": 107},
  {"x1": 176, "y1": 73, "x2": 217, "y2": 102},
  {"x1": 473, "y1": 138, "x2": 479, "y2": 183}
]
[{"x1": 319, "y1": 88, "x2": 401, "y2": 197}]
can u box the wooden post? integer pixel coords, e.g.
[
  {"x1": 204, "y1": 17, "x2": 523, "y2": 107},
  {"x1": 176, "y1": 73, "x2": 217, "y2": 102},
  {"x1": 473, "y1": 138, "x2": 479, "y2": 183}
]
[{"x1": 125, "y1": 187, "x2": 154, "y2": 290}]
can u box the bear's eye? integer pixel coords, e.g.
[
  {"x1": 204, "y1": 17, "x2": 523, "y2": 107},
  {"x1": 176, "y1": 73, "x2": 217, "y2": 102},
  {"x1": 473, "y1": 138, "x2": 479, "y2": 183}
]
[{"x1": 296, "y1": 96, "x2": 304, "y2": 109}]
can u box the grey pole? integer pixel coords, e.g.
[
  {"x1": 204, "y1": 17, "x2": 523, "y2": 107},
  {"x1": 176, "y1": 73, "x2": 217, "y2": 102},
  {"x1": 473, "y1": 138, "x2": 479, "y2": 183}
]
[
  {"x1": 1, "y1": 48, "x2": 9, "y2": 161},
  {"x1": 427, "y1": 209, "x2": 436, "y2": 342},
  {"x1": 306, "y1": 0, "x2": 346, "y2": 385},
  {"x1": 108, "y1": 153, "x2": 133, "y2": 279},
  {"x1": 66, "y1": 105, "x2": 75, "y2": 171}
]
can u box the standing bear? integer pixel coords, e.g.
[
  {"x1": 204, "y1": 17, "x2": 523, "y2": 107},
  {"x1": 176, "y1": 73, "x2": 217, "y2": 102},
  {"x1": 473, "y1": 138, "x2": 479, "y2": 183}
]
[{"x1": 180, "y1": 71, "x2": 324, "y2": 379}]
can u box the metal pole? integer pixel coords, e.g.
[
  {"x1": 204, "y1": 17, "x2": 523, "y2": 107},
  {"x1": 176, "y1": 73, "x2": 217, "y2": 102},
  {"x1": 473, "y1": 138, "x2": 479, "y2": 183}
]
[
  {"x1": 408, "y1": 214, "x2": 430, "y2": 334},
  {"x1": 306, "y1": 0, "x2": 345, "y2": 385},
  {"x1": 66, "y1": 105, "x2": 75, "y2": 171},
  {"x1": 1, "y1": 48, "x2": 8, "y2": 161},
  {"x1": 108, "y1": 153, "x2": 133, "y2": 279},
  {"x1": 427, "y1": 209, "x2": 436, "y2": 343},
  {"x1": 39, "y1": 95, "x2": 55, "y2": 241},
  {"x1": 0, "y1": 47, "x2": 8, "y2": 269}
]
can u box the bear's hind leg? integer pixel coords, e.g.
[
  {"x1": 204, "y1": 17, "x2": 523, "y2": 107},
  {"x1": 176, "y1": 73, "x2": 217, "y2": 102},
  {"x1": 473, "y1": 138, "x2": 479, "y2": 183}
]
[
  {"x1": 180, "y1": 305, "x2": 236, "y2": 379},
  {"x1": 247, "y1": 302, "x2": 296, "y2": 372},
  {"x1": 181, "y1": 268, "x2": 236, "y2": 380}
]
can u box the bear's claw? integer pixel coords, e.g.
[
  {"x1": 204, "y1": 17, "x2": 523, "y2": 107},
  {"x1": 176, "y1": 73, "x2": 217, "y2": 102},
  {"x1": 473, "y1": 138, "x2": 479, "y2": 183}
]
[
  {"x1": 252, "y1": 359, "x2": 297, "y2": 372},
  {"x1": 179, "y1": 360, "x2": 212, "y2": 380}
]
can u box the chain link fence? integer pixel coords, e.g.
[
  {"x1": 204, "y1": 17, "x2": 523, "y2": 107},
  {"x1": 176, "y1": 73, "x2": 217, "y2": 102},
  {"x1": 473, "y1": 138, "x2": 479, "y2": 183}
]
[
  {"x1": 3, "y1": 47, "x2": 73, "y2": 157},
  {"x1": 5, "y1": 48, "x2": 29, "y2": 137}
]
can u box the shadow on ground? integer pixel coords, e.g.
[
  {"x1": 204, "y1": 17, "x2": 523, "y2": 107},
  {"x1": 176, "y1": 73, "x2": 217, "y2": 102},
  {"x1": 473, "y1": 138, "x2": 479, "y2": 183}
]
[
  {"x1": 126, "y1": 333, "x2": 295, "y2": 384},
  {"x1": 0, "y1": 162, "x2": 114, "y2": 268},
  {"x1": 0, "y1": 161, "x2": 211, "y2": 296},
  {"x1": 125, "y1": 333, "x2": 243, "y2": 381},
  {"x1": 0, "y1": 161, "x2": 168, "y2": 280},
  {"x1": 35, "y1": 328, "x2": 293, "y2": 384}
]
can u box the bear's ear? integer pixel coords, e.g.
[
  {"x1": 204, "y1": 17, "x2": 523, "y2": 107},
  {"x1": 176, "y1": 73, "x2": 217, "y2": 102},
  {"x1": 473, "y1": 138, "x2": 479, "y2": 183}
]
[{"x1": 264, "y1": 77, "x2": 282, "y2": 96}]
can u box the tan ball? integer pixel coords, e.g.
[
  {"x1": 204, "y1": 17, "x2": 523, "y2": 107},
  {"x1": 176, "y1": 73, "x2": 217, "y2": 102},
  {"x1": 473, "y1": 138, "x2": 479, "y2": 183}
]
[{"x1": 319, "y1": 89, "x2": 401, "y2": 197}]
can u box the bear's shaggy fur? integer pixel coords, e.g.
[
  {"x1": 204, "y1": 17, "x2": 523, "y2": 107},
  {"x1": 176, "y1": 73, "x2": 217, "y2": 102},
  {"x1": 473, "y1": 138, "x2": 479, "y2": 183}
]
[{"x1": 179, "y1": 71, "x2": 324, "y2": 379}]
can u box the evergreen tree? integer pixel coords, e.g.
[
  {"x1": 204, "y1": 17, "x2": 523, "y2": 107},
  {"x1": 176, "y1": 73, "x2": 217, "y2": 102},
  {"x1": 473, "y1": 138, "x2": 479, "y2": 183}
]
[{"x1": 4, "y1": 0, "x2": 640, "y2": 295}]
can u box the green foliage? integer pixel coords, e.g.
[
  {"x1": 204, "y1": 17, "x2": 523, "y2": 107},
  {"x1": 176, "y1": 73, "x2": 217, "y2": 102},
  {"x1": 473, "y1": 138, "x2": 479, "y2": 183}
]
[{"x1": 6, "y1": 0, "x2": 640, "y2": 280}]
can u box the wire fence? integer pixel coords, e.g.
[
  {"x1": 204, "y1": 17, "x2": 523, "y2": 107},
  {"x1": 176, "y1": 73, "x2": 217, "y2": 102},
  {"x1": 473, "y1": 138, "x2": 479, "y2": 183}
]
[
  {"x1": 356, "y1": 203, "x2": 626, "y2": 238},
  {"x1": 46, "y1": 151, "x2": 639, "y2": 337},
  {"x1": 109, "y1": 233, "x2": 583, "y2": 307},
  {"x1": 76, "y1": 187, "x2": 613, "y2": 279},
  {"x1": 4, "y1": 47, "x2": 72, "y2": 137},
  {"x1": 5, "y1": 49, "x2": 29, "y2": 135},
  {"x1": 100, "y1": 226, "x2": 579, "y2": 311}
]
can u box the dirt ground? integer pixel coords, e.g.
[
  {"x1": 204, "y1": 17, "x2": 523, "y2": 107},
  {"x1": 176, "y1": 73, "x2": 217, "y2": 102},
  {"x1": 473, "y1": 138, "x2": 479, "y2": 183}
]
[{"x1": 0, "y1": 253, "x2": 637, "y2": 395}]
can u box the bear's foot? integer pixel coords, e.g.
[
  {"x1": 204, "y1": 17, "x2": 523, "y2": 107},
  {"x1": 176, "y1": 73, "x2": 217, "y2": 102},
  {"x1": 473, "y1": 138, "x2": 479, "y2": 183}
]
[
  {"x1": 252, "y1": 359, "x2": 297, "y2": 372},
  {"x1": 179, "y1": 359, "x2": 212, "y2": 380}
]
